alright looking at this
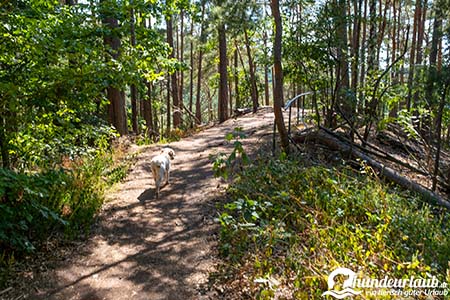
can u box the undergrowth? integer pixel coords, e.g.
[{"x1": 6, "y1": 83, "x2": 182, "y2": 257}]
[
  {"x1": 217, "y1": 154, "x2": 450, "y2": 299},
  {"x1": 0, "y1": 138, "x2": 135, "y2": 288}
]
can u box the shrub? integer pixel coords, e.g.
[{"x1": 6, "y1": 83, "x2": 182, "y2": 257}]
[{"x1": 218, "y1": 156, "x2": 450, "y2": 299}]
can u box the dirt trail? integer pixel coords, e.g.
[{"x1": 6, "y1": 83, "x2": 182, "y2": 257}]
[{"x1": 12, "y1": 108, "x2": 276, "y2": 300}]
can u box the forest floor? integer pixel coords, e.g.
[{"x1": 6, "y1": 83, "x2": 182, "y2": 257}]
[{"x1": 5, "y1": 107, "x2": 277, "y2": 300}]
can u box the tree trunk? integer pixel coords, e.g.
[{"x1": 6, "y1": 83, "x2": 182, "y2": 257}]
[
  {"x1": 218, "y1": 23, "x2": 229, "y2": 123},
  {"x1": 335, "y1": 0, "x2": 351, "y2": 120},
  {"x1": 196, "y1": 49, "x2": 203, "y2": 124},
  {"x1": 0, "y1": 114, "x2": 10, "y2": 169},
  {"x1": 350, "y1": 0, "x2": 362, "y2": 94},
  {"x1": 195, "y1": 2, "x2": 205, "y2": 125},
  {"x1": 130, "y1": 2, "x2": 139, "y2": 134},
  {"x1": 244, "y1": 28, "x2": 259, "y2": 113},
  {"x1": 271, "y1": 0, "x2": 289, "y2": 153},
  {"x1": 189, "y1": 15, "x2": 194, "y2": 127},
  {"x1": 358, "y1": 0, "x2": 367, "y2": 111},
  {"x1": 424, "y1": 4, "x2": 442, "y2": 122},
  {"x1": 391, "y1": 0, "x2": 397, "y2": 82},
  {"x1": 234, "y1": 48, "x2": 240, "y2": 109},
  {"x1": 263, "y1": 29, "x2": 270, "y2": 106},
  {"x1": 167, "y1": 16, "x2": 180, "y2": 128},
  {"x1": 179, "y1": 10, "x2": 185, "y2": 124},
  {"x1": 412, "y1": 0, "x2": 427, "y2": 110},
  {"x1": 367, "y1": 0, "x2": 378, "y2": 72},
  {"x1": 145, "y1": 82, "x2": 154, "y2": 138},
  {"x1": 166, "y1": 76, "x2": 171, "y2": 134},
  {"x1": 432, "y1": 85, "x2": 448, "y2": 191},
  {"x1": 375, "y1": 0, "x2": 389, "y2": 64},
  {"x1": 406, "y1": 0, "x2": 420, "y2": 111},
  {"x1": 388, "y1": 0, "x2": 399, "y2": 117},
  {"x1": 101, "y1": 1, "x2": 128, "y2": 135},
  {"x1": 228, "y1": 75, "x2": 233, "y2": 116}
]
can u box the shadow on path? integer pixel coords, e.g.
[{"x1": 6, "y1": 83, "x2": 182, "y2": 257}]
[{"x1": 11, "y1": 108, "x2": 276, "y2": 300}]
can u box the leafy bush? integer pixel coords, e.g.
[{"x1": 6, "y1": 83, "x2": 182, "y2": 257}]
[
  {"x1": 0, "y1": 168, "x2": 69, "y2": 253},
  {"x1": 218, "y1": 156, "x2": 450, "y2": 299},
  {"x1": 212, "y1": 127, "x2": 249, "y2": 180},
  {"x1": 0, "y1": 152, "x2": 109, "y2": 256}
]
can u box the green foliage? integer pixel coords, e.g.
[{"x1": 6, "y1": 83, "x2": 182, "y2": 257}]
[
  {"x1": 212, "y1": 127, "x2": 250, "y2": 180},
  {"x1": 0, "y1": 169, "x2": 69, "y2": 253},
  {"x1": 218, "y1": 157, "x2": 450, "y2": 298},
  {"x1": 0, "y1": 0, "x2": 169, "y2": 268},
  {"x1": 0, "y1": 151, "x2": 111, "y2": 256}
]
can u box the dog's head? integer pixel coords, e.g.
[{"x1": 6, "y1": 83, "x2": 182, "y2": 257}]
[{"x1": 161, "y1": 147, "x2": 175, "y2": 160}]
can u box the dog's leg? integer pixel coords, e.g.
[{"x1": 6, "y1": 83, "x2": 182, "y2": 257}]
[
  {"x1": 165, "y1": 169, "x2": 170, "y2": 185},
  {"x1": 166, "y1": 161, "x2": 171, "y2": 184},
  {"x1": 153, "y1": 165, "x2": 161, "y2": 199},
  {"x1": 155, "y1": 177, "x2": 160, "y2": 199}
]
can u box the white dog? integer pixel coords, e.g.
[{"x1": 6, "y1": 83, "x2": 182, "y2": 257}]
[{"x1": 150, "y1": 147, "x2": 175, "y2": 199}]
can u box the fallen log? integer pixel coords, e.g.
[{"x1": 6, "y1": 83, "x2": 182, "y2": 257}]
[
  {"x1": 293, "y1": 129, "x2": 450, "y2": 210},
  {"x1": 233, "y1": 107, "x2": 252, "y2": 117},
  {"x1": 318, "y1": 126, "x2": 450, "y2": 191}
]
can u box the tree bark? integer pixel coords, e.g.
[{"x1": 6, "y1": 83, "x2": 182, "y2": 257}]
[
  {"x1": 234, "y1": 48, "x2": 240, "y2": 109},
  {"x1": 218, "y1": 23, "x2": 229, "y2": 123},
  {"x1": 179, "y1": 10, "x2": 185, "y2": 123},
  {"x1": 425, "y1": 4, "x2": 442, "y2": 134},
  {"x1": 376, "y1": 0, "x2": 389, "y2": 64},
  {"x1": 167, "y1": 16, "x2": 180, "y2": 128},
  {"x1": 0, "y1": 114, "x2": 10, "y2": 169},
  {"x1": 195, "y1": 2, "x2": 206, "y2": 125},
  {"x1": 244, "y1": 28, "x2": 259, "y2": 113},
  {"x1": 358, "y1": 0, "x2": 368, "y2": 110},
  {"x1": 144, "y1": 82, "x2": 154, "y2": 138},
  {"x1": 335, "y1": 0, "x2": 351, "y2": 120},
  {"x1": 432, "y1": 85, "x2": 448, "y2": 191},
  {"x1": 263, "y1": 30, "x2": 270, "y2": 106},
  {"x1": 406, "y1": 0, "x2": 420, "y2": 111},
  {"x1": 166, "y1": 76, "x2": 171, "y2": 134},
  {"x1": 350, "y1": 0, "x2": 362, "y2": 93},
  {"x1": 189, "y1": 15, "x2": 194, "y2": 127},
  {"x1": 271, "y1": 0, "x2": 289, "y2": 153},
  {"x1": 412, "y1": 0, "x2": 427, "y2": 110},
  {"x1": 101, "y1": 2, "x2": 128, "y2": 135},
  {"x1": 130, "y1": 2, "x2": 138, "y2": 134}
]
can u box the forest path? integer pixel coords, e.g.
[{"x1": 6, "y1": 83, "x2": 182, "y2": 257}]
[{"x1": 26, "y1": 108, "x2": 276, "y2": 300}]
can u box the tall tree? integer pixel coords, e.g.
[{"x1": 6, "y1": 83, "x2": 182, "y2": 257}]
[
  {"x1": 130, "y1": 1, "x2": 139, "y2": 134},
  {"x1": 101, "y1": 0, "x2": 128, "y2": 135},
  {"x1": 179, "y1": 10, "x2": 185, "y2": 123},
  {"x1": 189, "y1": 14, "x2": 194, "y2": 126},
  {"x1": 263, "y1": 30, "x2": 270, "y2": 106},
  {"x1": 350, "y1": 0, "x2": 362, "y2": 93},
  {"x1": 271, "y1": 0, "x2": 289, "y2": 153},
  {"x1": 406, "y1": 0, "x2": 421, "y2": 111},
  {"x1": 412, "y1": 0, "x2": 427, "y2": 110},
  {"x1": 244, "y1": 27, "x2": 259, "y2": 112},
  {"x1": 195, "y1": 1, "x2": 206, "y2": 124},
  {"x1": 425, "y1": 1, "x2": 443, "y2": 107},
  {"x1": 334, "y1": 0, "x2": 351, "y2": 121},
  {"x1": 167, "y1": 15, "x2": 181, "y2": 129},
  {"x1": 234, "y1": 47, "x2": 240, "y2": 108},
  {"x1": 218, "y1": 22, "x2": 229, "y2": 123}
]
